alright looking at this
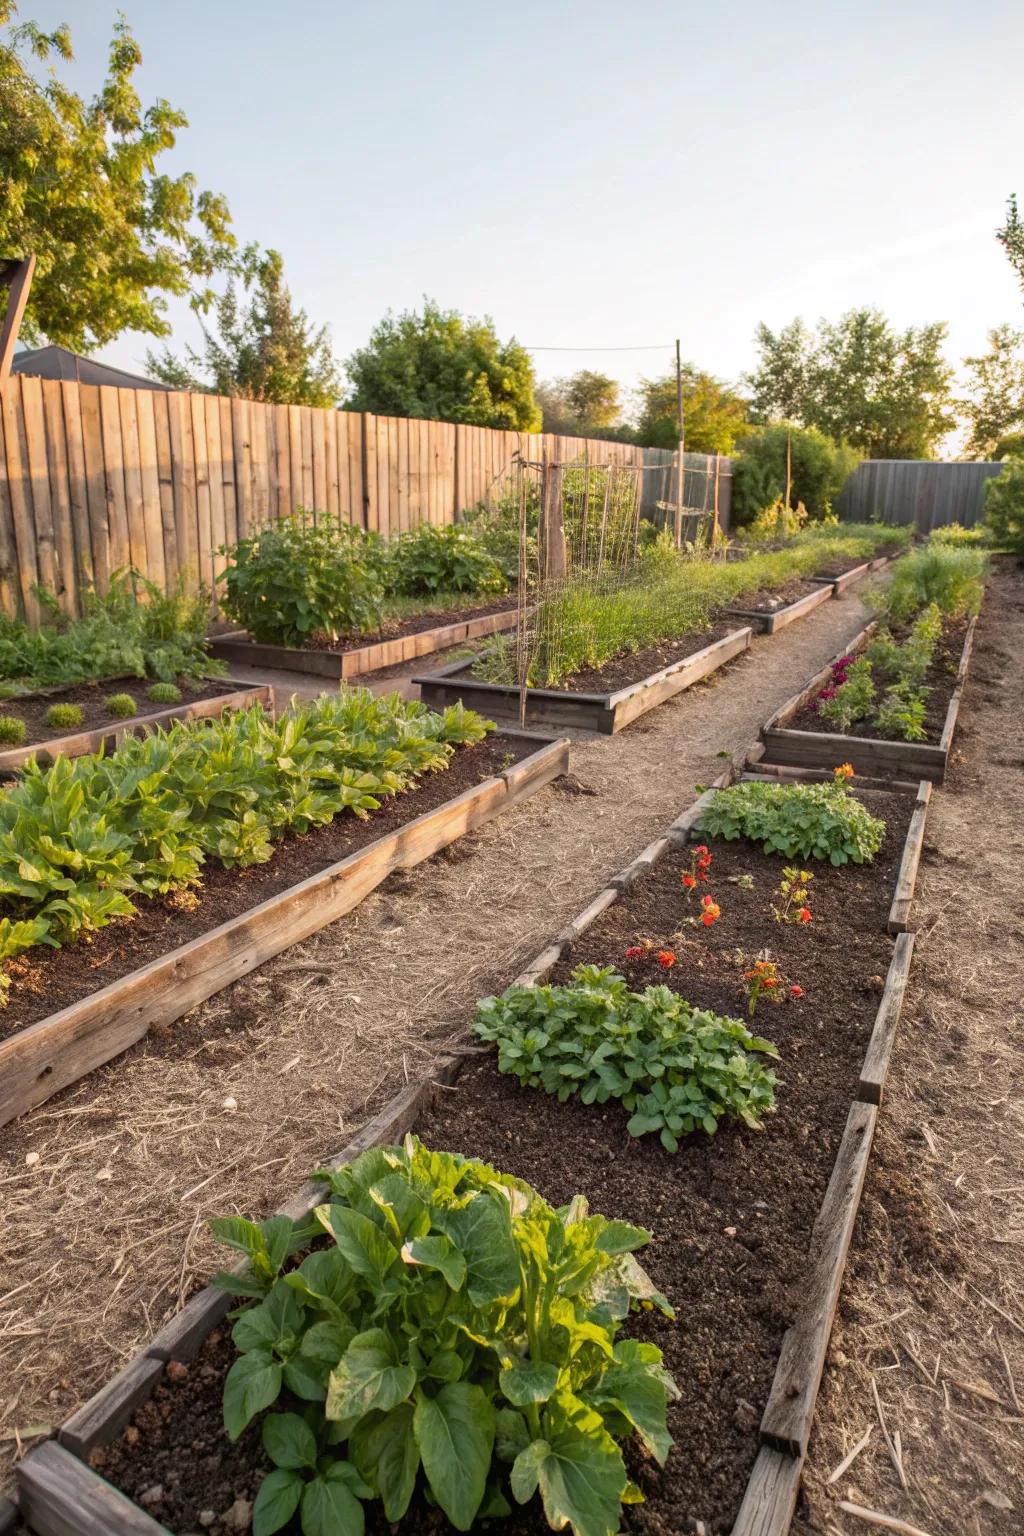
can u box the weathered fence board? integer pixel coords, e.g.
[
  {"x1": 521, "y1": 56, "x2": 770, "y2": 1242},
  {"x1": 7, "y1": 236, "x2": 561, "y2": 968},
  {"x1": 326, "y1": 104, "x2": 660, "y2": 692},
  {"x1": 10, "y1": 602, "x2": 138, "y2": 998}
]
[{"x1": 838, "y1": 458, "x2": 1004, "y2": 531}]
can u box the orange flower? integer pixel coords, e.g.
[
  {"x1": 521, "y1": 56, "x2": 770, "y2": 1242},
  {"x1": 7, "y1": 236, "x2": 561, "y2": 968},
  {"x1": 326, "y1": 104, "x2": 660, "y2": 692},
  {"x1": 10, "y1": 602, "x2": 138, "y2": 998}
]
[
  {"x1": 799, "y1": 907, "x2": 812, "y2": 923},
  {"x1": 656, "y1": 950, "x2": 676, "y2": 969},
  {"x1": 763, "y1": 976, "x2": 779, "y2": 988},
  {"x1": 834, "y1": 762, "x2": 855, "y2": 781},
  {"x1": 701, "y1": 900, "x2": 721, "y2": 927},
  {"x1": 682, "y1": 873, "x2": 697, "y2": 889}
]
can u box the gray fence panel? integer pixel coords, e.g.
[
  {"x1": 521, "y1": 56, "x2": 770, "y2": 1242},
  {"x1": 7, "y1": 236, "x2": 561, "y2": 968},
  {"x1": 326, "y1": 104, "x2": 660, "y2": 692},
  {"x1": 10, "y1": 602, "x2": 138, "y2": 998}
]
[{"x1": 837, "y1": 459, "x2": 1004, "y2": 531}]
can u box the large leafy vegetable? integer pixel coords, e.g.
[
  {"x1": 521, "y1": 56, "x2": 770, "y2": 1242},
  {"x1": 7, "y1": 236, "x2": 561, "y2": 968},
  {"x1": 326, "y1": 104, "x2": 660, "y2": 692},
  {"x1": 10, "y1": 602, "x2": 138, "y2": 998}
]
[
  {"x1": 475, "y1": 965, "x2": 778, "y2": 1151},
  {"x1": 212, "y1": 1136, "x2": 678, "y2": 1536},
  {"x1": 696, "y1": 779, "x2": 886, "y2": 865}
]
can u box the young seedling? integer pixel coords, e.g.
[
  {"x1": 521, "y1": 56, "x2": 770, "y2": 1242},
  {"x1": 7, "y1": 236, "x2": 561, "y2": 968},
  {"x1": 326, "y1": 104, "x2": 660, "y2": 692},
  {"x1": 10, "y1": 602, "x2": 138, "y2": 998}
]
[
  {"x1": 772, "y1": 867, "x2": 813, "y2": 925},
  {"x1": 105, "y1": 692, "x2": 138, "y2": 719},
  {"x1": 147, "y1": 682, "x2": 182, "y2": 706},
  {"x1": 0, "y1": 716, "x2": 27, "y2": 746},
  {"x1": 45, "y1": 702, "x2": 85, "y2": 731}
]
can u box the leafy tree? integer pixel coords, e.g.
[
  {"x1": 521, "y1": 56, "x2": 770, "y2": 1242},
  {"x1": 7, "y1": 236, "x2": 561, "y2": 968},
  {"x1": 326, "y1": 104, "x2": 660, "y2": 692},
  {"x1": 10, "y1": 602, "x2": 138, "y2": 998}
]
[
  {"x1": 345, "y1": 299, "x2": 541, "y2": 430},
  {"x1": 748, "y1": 308, "x2": 956, "y2": 458},
  {"x1": 634, "y1": 366, "x2": 749, "y2": 453},
  {"x1": 984, "y1": 456, "x2": 1024, "y2": 559},
  {"x1": 960, "y1": 325, "x2": 1024, "y2": 459},
  {"x1": 146, "y1": 249, "x2": 342, "y2": 406},
  {"x1": 997, "y1": 194, "x2": 1024, "y2": 296},
  {"x1": 0, "y1": 3, "x2": 235, "y2": 350},
  {"x1": 731, "y1": 424, "x2": 860, "y2": 525},
  {"x1": 535, "y1": 370, "x2": 622, "y2": 435}
]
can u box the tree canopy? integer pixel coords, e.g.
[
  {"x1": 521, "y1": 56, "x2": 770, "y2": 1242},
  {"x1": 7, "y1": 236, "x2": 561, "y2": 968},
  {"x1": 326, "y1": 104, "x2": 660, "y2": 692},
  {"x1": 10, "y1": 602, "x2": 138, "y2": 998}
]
[
  {"x1": 536, "y1": 370, "x2": 622, "y2": 436},
  {"x1": 748, "y1": 308, "x2": 955, "y2": 458},
  {"x1": 146, "y1": 249, "x2": 342, "y2": 407},
  {"x1": 960, "y1": 325, "x2": 1024, "y2": 460},
  {"x1": 0, "y1": 2, "x2": 236, "y2": 351},
  {"x1": 345, "y1": 299, "x2": 541, "y2": 430},
  {"x1": 998, "y1": 194, "x2": 1024, "y2": 296},
  {"x1": 633, "y1": 367, "x2": 749, "y2": 454}
]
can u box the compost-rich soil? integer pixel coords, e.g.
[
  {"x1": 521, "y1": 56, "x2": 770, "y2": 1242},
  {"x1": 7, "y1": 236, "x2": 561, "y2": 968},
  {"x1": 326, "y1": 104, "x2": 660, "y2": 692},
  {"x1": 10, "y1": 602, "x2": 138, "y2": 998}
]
[
  {"x1": 727, "y1": 577, "x2": 825, "y2": 613},
  {"x1": 521, "y1": 620, "x2": 737, "y2": 694},
  {"x1": 789, "y1": 616, "x2": 968, "y2": 744},
  {"x1": 255, "y1": 599, "x2": 517, "y2": 655},
  {"x1": 0, "y1": 734, "x2": 532, "y2": 1038},
  {"x1": 0, "y1": 676, "x2": 239, "y2": 747},
  {"x1": 98, "y1": 788, "x2": 910, "y2": 1536},
  {"x1": 810, "y1": 556, "x2": 871, "y2": 579}
]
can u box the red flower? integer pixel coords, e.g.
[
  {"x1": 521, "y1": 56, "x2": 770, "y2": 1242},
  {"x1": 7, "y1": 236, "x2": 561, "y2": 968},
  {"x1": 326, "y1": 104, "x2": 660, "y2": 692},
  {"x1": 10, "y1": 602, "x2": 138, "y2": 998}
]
[
  {"x1": 682, "y1": 873, "x2": 697, "y2": 889},
  {"x1": 656, "y1": 950, "x2": 676, "y2": 969},
  {"x1": 790, "y1": 984, "x2": 804, "y2": 998},
  {"x1": 700, "y1": 899, "x2": 721, "y2": 927},
  {"x1": 625, "y1": 946, "x2": 645, "y2": 960},
  {"x1": 799, "y1": 908, "x2": 812, "y2": 923}
]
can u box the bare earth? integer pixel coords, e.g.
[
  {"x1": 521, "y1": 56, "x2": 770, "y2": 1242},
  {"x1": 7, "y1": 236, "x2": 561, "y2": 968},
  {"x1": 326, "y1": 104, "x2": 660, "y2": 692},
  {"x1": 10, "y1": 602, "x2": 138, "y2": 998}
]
[
  {"x1": 0, "y1": 590, "x2": 873, "y2": 1494},
  {"x1": 798, "y1": 563, "x2": 1024, "y2": 1536}
]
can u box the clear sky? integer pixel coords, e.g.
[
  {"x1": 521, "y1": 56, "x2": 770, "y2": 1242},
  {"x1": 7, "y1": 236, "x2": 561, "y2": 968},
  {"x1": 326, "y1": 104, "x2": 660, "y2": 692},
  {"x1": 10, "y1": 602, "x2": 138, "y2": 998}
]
[{"x1": 23, "y1": 0, "x2": 1024, "y2": 416}]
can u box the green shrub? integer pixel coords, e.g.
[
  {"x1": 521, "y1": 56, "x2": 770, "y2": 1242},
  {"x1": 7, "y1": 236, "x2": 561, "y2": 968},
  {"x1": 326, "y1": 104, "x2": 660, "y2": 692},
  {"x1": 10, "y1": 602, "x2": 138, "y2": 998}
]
[
  {"x1": 44, "y1": 702, "x2": 85, "y2": 730},
  {"x1": 984, "y1": 457, "x2": 1024, "y2": 560},
  {"x1": 105, "y1": 692, "x2": 137, "y2": 719},
  {"x1": 732, "y1": 424, "x2": 860, "y2": 524},
  {"x1": 220, "y1": 515, "x2": 386, "y2": 645},
  {"x1": 146, "y1": 682, "x2": 182, "y2": 705},
  {"x1": 697, "y1": 777, "x2": 886, "y2": 864},
  {"x1": 929, "y1": 522, "x2": 989, "y2": 549},
  {"x1": 875, "y1": 545, "x2": 988, "y2": 624},
  {"x1": 211, "y1": 1135, "x2": 677, "y2": 1536},
  {"x1": 0, "y1": 715, "x2": 27, "y2": 746},
  {"x1": 819, "y1": 657, "x2": 876, "y2": 731},
  {"x1": 476, "y1": 964, "x2": 778, "y2": 1150},
  {"x1": 462, "y1": 485, "x2": 539, "y2": 586},
  {"x1": 874, "y1": 683, "x2": 928, "y2": 742},
  {"x1": 386, "y1": 522, "x2": 506, "y2": 598}
]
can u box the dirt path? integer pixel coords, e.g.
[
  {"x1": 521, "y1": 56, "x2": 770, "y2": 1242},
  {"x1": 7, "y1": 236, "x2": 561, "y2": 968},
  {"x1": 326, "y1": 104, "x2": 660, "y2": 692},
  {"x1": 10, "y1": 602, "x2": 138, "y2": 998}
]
[
  {"x1": 798, "y1": 562, "x2": 1024, "y2": 1536},
  {"x1": 0, "y1": 592, "x2": 875, "y2": 1494}
]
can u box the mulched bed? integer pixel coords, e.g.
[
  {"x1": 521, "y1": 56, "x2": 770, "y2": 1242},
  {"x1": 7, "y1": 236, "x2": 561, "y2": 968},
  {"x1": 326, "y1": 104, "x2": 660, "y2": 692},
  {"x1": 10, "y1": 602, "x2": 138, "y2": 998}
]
[
  {"x1": 0, "y1": 734, "x2": 531, "y2": 1039},
  {"x1": 0, "y1": 676, "x2": 237, "y2": 745},
  {"x1": 789, "y1": 616, "x2": 968, "y2": 743},
  {"x1": 727, "y1": 577, "x2": 824, "y2": 613},
  {"x1": 283, "y1": 598, "x2": 517, "y2": 653},
  {"x1": 497, "y1": 620, "x2": 736, "y2": 694},
  {"x1": 96, "y1": 788, "x2": 910, "y2": 1536}
]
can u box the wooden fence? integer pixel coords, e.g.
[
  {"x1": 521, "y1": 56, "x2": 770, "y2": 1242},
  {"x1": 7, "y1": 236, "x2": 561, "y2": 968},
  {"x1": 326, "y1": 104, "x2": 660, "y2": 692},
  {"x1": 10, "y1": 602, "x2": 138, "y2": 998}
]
[
  {"x1": 0, "y1": 374, "x2": 731, "y2": 621},
  {"x1": 837, "y1": 458, "x2": 1004, "y2": 533}
]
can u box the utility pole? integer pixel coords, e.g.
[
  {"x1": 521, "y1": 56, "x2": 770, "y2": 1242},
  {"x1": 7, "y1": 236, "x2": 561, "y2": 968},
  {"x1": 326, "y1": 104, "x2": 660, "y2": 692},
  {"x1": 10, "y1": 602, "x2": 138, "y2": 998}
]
[{"x1": 674, "y1": 338, "x2": 684, "y2": 547}]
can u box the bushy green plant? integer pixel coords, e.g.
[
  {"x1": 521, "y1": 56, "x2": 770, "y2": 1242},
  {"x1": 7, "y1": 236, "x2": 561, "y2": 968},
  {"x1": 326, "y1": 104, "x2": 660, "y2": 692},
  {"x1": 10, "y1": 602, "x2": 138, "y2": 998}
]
[
  {"x1": 146, "y1": 681, "x2": 182, "y2": 706},
  {"x1": 875, "y1": 545, "x2": 988, "y2": 624},
  {"x1": 697, "y1": 778, "x2": 886, "y2": 865},
  {"x1": 475, "y1": 964, "x2": 778, "y2": 1151},
  {"x1": 984, "y1": 457, "x2": 1024, "y2": 559},
  {"x1": 462, "y1": 486, "x2": 539, "y2": 586},
  {"x1": 0, "y1": 691, "x2": 491, "y2": 994},
  {"x1": 738, "y1": 499, "x2": 809, "y2": 544},
  {"x1": 929, "y1": 522, "x2": 989, "y2": 548},
  {"x1": 105, "y1": 692, "x2": 137, "y2": 719},
  {"x1": 866, "y1": 604, "x2": 941, "y2": 690},
  {"x1": 732, "y1": 424, "x2": 860, "y2": 524},
  {"x1": 211, "y1": 1135, "x2": 677, "y2": 1536},
  {"x1": 819, "y1": 657, "x2": 876, "y2": 731},
  {"x1": 220, "y1": 515, "x2": 387, "y2": 645},
  {"x1": 44, "y1": 702, "x2": 85, "y2": 730},
  {"x1": 386, "y1": 523, "x2": 506, "y2": 598},
  {"x1": 874, "y1": 684, "x2": 928, "y2": 742},
  {"x1": 0, "y1": 716, "x2": 27, "y2": 746}
]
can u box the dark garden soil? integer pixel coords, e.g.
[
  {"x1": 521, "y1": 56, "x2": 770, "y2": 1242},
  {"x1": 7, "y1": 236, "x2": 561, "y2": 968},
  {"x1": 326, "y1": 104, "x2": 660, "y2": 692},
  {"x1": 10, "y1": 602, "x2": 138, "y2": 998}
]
[
  {"x1": 809, "y1": 555, "x2": 870, "y2": 579},
  {"x1": 535, "y1": 620, "x2": 737, "y2": 694},
  {"x1": 0, "y1": 734, "x2": 531, "y2": 1039},
  {"x1": 0, "y1": 676, "x2": 238, "y2": 746},
  {"x1": 727, "y1": 577, "x2": 825, "y2": 613},
  {"x1": 285, "y1": 598, "x2": 517, "y2": 653},
  {"x1": 790, "y1": 616, "x2": 968, "y2": 743},
  {"x1": 97, "y1": 788, "x2": 911, "y2": 1536}
]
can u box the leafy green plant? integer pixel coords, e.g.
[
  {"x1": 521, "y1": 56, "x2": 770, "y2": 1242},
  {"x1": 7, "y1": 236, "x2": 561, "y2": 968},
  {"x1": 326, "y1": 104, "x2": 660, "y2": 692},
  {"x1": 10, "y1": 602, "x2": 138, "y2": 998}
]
[
  {"x1": 984, "y1": 456, "x2": 1024, "y2": 560},
  {"x1": 696, "y1": 778, "x2": 886, "y2": 865},
  {"x1": 0, "y1": 691, "x2": 492, "y2": 996},
  {"x1": 44, "y1": 702, "x2": 85, "y2": 731},
  {"x1": 929, "y1": 522, "x2": 989, "y2": 549},
  {"x1": 874, "y1": 545, "x2": 987, "y2": 624},
  {"x1": 212, "y1": 1135, "x2": 678, "y2": 1536},
  {"x1": 874, "y1": 683, "x2": 928, "y2": 742},
  {"x1": 475, "y1": 965, "x2": 778, "y2": 1151},
  {"x1": 819, "y1": 657, "x2": 875, "y2": 731},
  {"x1": 105, "y1": 692, "x2": 137, "y2": 719},
  {"x1": 220, "y1": 515, "x2": 387, "y2": 645},
  {"x1": 0, "y1": 716, "x2": 26, "y2": 746},
  {"x1": 386, "y1": 523, "x2": 506, "y2": 598},
  {"x1": 146, "y1": 682, "x2": 182, "y2": 705}
]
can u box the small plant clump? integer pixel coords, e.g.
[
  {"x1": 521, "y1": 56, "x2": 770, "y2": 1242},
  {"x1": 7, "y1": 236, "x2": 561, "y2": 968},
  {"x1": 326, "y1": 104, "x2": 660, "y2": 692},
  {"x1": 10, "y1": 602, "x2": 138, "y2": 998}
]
[
  {"x1": 387, "y1": 522, "x2": 507, "y2": 597},
  {"x1": 0, "y1": 715, "x2": 27, "y2": 745},
  {"x1": 815, "y1": 604, "x2": 944, "y2": 742},
  {"x1": 475, "y1": 964, "x2": 779, "y2": 1150},
  {"x1": 696, "y1": 771, "x2": 886, "y2": 865},
  {"x1": 772, "y1": 867, "x2": 813, "y2": 924},
  {"x1": 742, "y1": 957, "x2": 803, "y2": 1017},
  {"x1": 212, "y1": 1136, "x2": 679, "y2": 1536},
  {"x1": 146, "y1": 681, "x2": 182, "y2": 705},
  {"x1": 44, "y1": 702, "x2": 85, "y2": 731},
  {"x1": 105, "y1": 692, "x2": 138, "y2": 719}
]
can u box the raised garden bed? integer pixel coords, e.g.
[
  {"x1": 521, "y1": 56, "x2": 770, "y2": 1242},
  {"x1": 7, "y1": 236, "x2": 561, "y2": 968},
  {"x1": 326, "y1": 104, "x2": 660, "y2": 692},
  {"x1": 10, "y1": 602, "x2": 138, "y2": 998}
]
[
  {"x1": 760, "y1": 616, "x2": 977, "y2": 781},
  {"x1": 0, "y1": 729, "x2": 567, "y2": 1129},
  {"x1": 0, "y1": 679, "x2": 270, "y2": 773},
  {"x1": 723, "y1": 579, "x2": 833, "y2": 634},
  {"x1": 415, "y1": 624, "x2": 753, "y2": 733},
  {"x1": 209, "y1": 601, "x2": 518, "y2": 680},
  {"x1": 16, "y1": 764, "x2": 931, "y2": 1536}
]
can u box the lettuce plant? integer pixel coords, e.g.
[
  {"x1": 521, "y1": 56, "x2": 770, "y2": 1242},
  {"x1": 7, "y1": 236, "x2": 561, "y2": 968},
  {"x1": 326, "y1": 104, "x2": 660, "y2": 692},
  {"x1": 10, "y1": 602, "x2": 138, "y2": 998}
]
[
  {"x1": 212, "y1": 1136, "x2": 677, "y2": 1536},
  {"x1": 697, "y1": 778, "x2": 886, "y2": 865},
  {"x1": 476, "y1": 965, "x2": 778, "y2": 1150}
]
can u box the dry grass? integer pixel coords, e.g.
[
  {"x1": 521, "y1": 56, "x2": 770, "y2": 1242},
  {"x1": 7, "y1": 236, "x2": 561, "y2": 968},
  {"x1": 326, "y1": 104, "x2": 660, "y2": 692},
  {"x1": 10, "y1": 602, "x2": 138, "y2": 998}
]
[
  {"x1": 0, "y1": 590, "x2": 877, "y2": 1494},
  {"x1": 798, "y1": 564, "x2": 1024, "y2": 1536}
]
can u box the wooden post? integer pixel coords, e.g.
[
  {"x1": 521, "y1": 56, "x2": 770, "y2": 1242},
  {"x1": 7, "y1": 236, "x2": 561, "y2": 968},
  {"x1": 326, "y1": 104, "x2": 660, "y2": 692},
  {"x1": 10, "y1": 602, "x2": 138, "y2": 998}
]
[
  {"x1": 0, "y1": 256, "x2": 36, "y2": 395},
  {"x1": 674, "y1": 338, "x2": 684, "y2": 547},
  {"x1": 540, "y1": 457, "x2": 566, "y2": 582},
  {"x1": 712, "y1": 452, "x2": 721, "y2": 547}
]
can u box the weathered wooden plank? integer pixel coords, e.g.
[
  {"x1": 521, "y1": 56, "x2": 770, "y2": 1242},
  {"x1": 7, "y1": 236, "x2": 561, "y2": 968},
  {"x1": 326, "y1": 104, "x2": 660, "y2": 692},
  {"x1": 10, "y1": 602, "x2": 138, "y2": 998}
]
[
  {"x1": 219, "y1": 394, "x2": 238, "y2": 551},
  {"x1": 859, "y1": 932, "x2": 916, "y2": 1105},
  {"x1": 887, "y1": 782, "x2": 932, "y2": 933},
  {"x1": 60, "y1": 1355, "x2": 166, "y2": 1458},
  {"x1": 938, "y1": 613, "x2": 977, "y2": 755},
  {"x1": 78, "y1": 383, "x2": 110, "y2": 594},
  {"x1": 363, "y1": 412, "x2": 377, "y2": 531},
  {"x1": 730, "y1": 1446, "x2": 803, "y2": 1536},
  {"x1": 0, "y1": 395, "x2": 22, "y2": 616},
  {"x1": 144, "y1": 1285, "x2": 233, "y2": 1366},
  {"x1": 98, "y1": 386, "x2": 130, "y2": 575},
  {"x1": 250, "y1": 398, "x2": 270, "y2": 525},
  {"x1": 299, "y1": 405, "x2": 314, "y2": 509},
  {"x1": 761, "y1": 726, "x2": 946, "y2": 781},
  {"x1": 231, "y1": 396, "x2": 252, "y2": 540},
  {"x1": 18, "y1": 375, "x2": 59, "y2": 599},
  {"x1": 310, "y1": 402, "x2": 328, "y2": 514},
  {"x1": 347, "y1": 411, "x2": 364, "y2": 526},
  {"x1": 324, "y1": 406, "x2": 341, "y2": 523},
  {"x1": 3, "y1": 377, "x2": 43, "y2": 620},
  {"x1": 203, "y1": 389, "x2": 227, "y2": 580},
  {"x1": 166, "y1": 392, "x2": 197, "y2": 585},
  {"x1": 150, "y1": 390, "x2": 178, "y2": 590},
  {"x1": 724, "y1": 581, "x2": 832, "y2": 635},
  {"x1": 189, "y1": 392, "x2": 214, "y2": 593},
  {"x1": 40, "y1": 379, "x2": 76, "y2": 614},
  {"x1": 375, "y1": 414, "x2": 391, "y2": 538},
  {"x1": 133, "y1": 390, "x2": 165, "y2": 594},
  {"x1": 607, "y1": 627, "x2": 752, "y2": 732},
  {"x1": 274, "y1": 402, "x2": 291, "y2": 518},
  {"x1": 555, "y1": 885, "x2": 619, "y2": 947},
  {"x1": 18, "y1": 1440, "x2": 166, "y2": 1536},
  {"x1": 0, "y1": 739, "x2": 565, "y2": 1127},
  {"x1": 116, "y1": 389, "x2": 148, "y2": 577},
  {"x1": 760, "y1": 1101, "x2": 877, "y2": 1457}
]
